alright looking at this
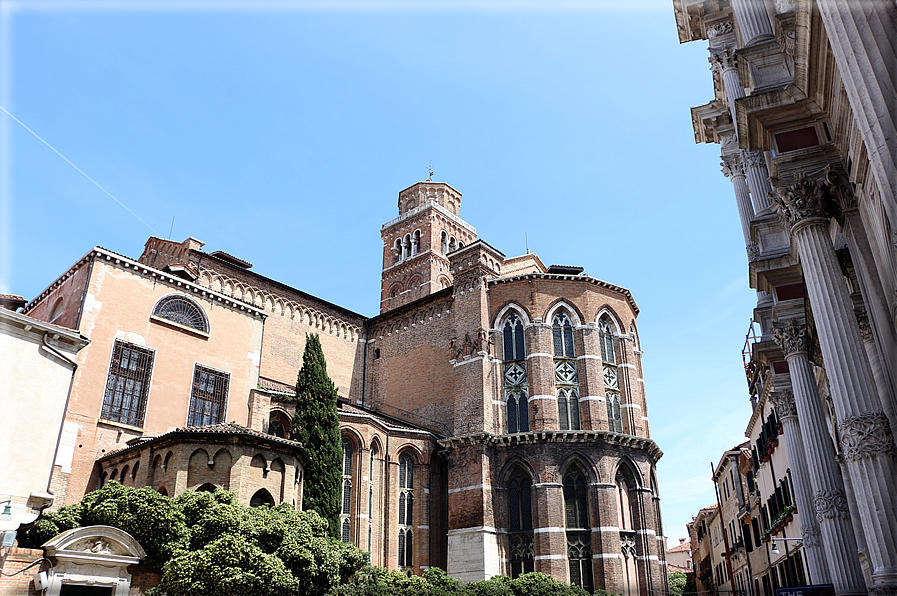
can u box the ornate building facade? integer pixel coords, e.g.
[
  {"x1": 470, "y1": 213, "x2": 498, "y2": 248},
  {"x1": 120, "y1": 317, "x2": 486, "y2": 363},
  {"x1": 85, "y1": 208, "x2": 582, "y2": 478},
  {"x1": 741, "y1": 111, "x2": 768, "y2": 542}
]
[
  {"x1": 673, "y1": 0, "x2": 897, "y2": 594},
  {"x1": 21, "y1": 181, "x2": 667, "y2": 593}
]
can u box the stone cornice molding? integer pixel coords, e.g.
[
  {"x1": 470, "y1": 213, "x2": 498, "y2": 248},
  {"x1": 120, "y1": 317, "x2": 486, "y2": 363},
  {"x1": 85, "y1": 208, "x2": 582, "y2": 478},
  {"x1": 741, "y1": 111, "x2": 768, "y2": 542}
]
[
  {"x1": 438, "y1": 430, "x2": 662, "y2": 461},
  {"x1": 769, "y1": 389, "x2": 798, "y2": 419},
  {"x1": 488, "y1": 273, "x2": 639, "y2": 316},
  {"x1": 838, "y1": 412, "x2": 897, "y2": 462},
  {"x1": 772, "y1": 319, "x2": 808, "y2": 356},
  {"x1": 770, "y1": 169, "x2": 839, "y2": 232}
]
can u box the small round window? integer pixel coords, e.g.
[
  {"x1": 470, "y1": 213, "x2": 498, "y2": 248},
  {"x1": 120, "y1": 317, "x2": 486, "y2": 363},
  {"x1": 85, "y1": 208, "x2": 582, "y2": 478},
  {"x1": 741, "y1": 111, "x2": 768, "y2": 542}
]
[{"x1": 153, "y1": 294, "x2": 209, "y2": 333}]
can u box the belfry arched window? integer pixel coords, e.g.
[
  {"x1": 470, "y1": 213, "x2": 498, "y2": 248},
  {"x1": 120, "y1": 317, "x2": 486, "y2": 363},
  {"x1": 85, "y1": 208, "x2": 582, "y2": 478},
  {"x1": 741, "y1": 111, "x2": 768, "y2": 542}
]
[
  {"x1": 441, "y1": 231, "x2": 448, "y2": 254},
  {"x1": 563, "y1": 467, "x2": 593, "y2": 591},
  {"x1": 341, "y1": 440, "x2": 353, "y2": 542},
  {"x1": 502, "y1": 313, "x2": 529, "y2": 433},
  {"x1": 507, "y1": 472, "x2": 534, "y2": 578},
  {"x1": 398, "y1": 454, "x2": 414, "y2": 569},
  {"x1": 600, "y1": 316, "x2": 623, "y2": 433},
  {"x1": 553, "y1": 311, "x2": 580, "y2": 430},
  {"x1": 152, "y1": 294, "x2": 209, "y2": 333}
]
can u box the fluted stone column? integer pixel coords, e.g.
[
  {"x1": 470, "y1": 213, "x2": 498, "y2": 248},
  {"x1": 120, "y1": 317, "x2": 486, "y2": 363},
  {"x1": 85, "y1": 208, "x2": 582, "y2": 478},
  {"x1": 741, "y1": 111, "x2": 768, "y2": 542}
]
[
  {"x1": 722, "y1": 153, "x2": 755, "y2": 245},
  {"x1": 772, "y1": 172, "x2": 897, "y2": 594},
  {"x1": 772, "y1": 322, "x2": 865, "y2": 595},
  {"x1": 743, "y1": 150, "x2": 774, "y2": 212},
  {"x1": 768, "y1": 389, "x2": 831, "y2": 585},
  {"x1": 710, "y1": 46, "x2": 744, "y2": 131},
  {"x1": 815, "y1": 0, "x2": 897, "y2": 228},
  {"x1": 731, "y1": 0, "x2": 775, "y2": 46}
]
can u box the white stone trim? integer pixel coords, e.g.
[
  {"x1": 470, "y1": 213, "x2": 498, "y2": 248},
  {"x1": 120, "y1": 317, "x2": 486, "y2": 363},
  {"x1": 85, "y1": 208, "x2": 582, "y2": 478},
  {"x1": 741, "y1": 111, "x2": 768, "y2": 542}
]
[
  {"x1": 637, "y1": 555, "x2": 660, "y2": 561},
  {"x1": 580, "y1": 395, "x2": 606, "y2": 402},
  {"x1": 535, "y1": 554, "x2": 567, "y2": 560},
  {"x1": 452, "y1": 355, "x2": 493, "y2": 367},
  {"x1": 417, "y1": 525, "x2": 430, "y2": 529},
  {"x1": 619, "y1": 363, "x2": 636, "y2": 369},
  {"x1": 492, "y1": 400, "x2": 506, "y2": 406},
  {"x1": 533, "y1": 482, "x2": 563, "y2": 488},
  {"x1": 527, "y1": 352, "x2": 554, "y2": 359},
  {"x1": 622, "y1": 404, "x2": 642, "y2": 410},
  {"x1": 637, "y1": 529, "x2": 657, "y2": 536},
  {"x1": 594, "y1": 526, "x2": 621, "y2": 532},
  {"x1": 533, "y1": 527, "x2": 565, "y2": 533},
  {"x1": 529, "y1": 394, "x2": 557, "y2": 401},
  {"x1": 449, "y1": 484, "x2": 486, "y2": 494},
  {"x1": 577, "y1": 354, "x2": 601, "y2": 360},
  {"x1": 594, "y1": 553, "x2": 623, "y2": 559},
  {"x1": 447, "y1": 526, "x2": 498, "y2": 535}
]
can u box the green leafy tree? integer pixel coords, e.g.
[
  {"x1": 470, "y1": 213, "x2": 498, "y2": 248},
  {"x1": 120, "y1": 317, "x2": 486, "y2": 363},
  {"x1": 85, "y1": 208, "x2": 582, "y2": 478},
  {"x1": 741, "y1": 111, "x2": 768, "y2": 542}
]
[
  {"x1": 292, "y1": 333, "x2": 343, "y2": 538},
  {"x1": 669, "y1": 571, "x2": 688, "y2": 596},
  {"x1": 22, "y1": 484, "x2": 366, "y2": 596}
]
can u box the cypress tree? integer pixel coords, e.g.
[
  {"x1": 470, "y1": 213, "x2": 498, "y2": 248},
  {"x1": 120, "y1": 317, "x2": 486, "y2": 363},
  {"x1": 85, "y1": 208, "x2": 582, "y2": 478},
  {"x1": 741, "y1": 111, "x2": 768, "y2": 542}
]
[{"x1": 291, "y1": 333, "x2": 342, "y2": 538}]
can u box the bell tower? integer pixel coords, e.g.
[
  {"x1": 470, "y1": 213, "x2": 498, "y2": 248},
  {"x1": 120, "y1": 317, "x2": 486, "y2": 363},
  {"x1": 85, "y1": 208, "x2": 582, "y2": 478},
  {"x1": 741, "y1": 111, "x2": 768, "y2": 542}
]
[{"x1": 380, "y1": 181, "x2": 477, "y2": 313}]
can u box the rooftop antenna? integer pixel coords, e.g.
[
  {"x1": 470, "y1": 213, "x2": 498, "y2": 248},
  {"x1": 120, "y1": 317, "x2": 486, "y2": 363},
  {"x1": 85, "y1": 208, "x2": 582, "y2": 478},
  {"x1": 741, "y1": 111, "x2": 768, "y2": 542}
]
[
  {"x1": 426, "y1": 162, "x2": 434, "y2": 182},
  {"x1": 525, "y1": 232, "x2": 529, "y2": 254}
]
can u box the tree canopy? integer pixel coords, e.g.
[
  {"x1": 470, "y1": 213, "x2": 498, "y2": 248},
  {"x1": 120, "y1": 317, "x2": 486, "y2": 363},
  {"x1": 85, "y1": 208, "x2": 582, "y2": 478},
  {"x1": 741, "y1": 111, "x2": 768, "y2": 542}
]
[
  {"x1": 292, "y1": 332, "x2": 343, "y2": 538},
  {"x1": 20, "y1": 482, "x2": 367, "y2": 596}
]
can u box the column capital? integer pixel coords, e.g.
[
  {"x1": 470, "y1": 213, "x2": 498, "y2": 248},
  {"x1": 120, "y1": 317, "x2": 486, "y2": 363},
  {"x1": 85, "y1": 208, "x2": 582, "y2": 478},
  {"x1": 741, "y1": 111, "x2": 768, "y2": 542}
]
[
  {"x1": 769, "y1": 170, "x2": 838, "y2": 230},
  {"x1": 709, "y1": 46, "x2": 737, "y2": 73},
  {"x1": 813, "y1": 488, "x2": 851, "y2": 523},
  {"x1": 769, "y1": 390, "x2": 798, "y2": 419},
  {"x1": 838, "y1": 412, "x2": 897, "y2": 462},
  {"x1": 746, "y1": 241, "x2": 760, "y2": 262},
  {"x1": 855, "y1": 308, "x2": 874, "y2": 343},
  {"x1": 772, "y1": 319, "x2": 808, "y2": 356},
  {"x1": 742, "y1": 149, "x2": 766, "y2": 168},
  {"x1": 721, "y1": 153, "x2": 746, "y2": 178}
]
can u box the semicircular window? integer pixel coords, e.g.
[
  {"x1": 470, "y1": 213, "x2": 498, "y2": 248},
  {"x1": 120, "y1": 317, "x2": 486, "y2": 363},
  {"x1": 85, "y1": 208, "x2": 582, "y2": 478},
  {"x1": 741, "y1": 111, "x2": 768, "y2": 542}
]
[{"x1": 153, "y1": 295, "x2": 209, "y2": 333}]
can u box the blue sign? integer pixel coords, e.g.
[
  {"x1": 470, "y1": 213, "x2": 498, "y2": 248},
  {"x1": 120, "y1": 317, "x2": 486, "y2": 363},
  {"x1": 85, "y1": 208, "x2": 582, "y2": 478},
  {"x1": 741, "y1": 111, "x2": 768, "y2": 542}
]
[{"x1": 775, "y1": 585, "x2": 835, "y2": 596}]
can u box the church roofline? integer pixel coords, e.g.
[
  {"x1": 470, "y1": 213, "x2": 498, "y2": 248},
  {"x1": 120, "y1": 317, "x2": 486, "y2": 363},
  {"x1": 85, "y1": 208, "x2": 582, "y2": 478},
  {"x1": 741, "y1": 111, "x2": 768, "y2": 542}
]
[
  {"x1": 24, "y1": 247, "x2": 268, "y2": 320},
  {"x1": 488, "y1": 273, "x2": 640, "y2": 316}
]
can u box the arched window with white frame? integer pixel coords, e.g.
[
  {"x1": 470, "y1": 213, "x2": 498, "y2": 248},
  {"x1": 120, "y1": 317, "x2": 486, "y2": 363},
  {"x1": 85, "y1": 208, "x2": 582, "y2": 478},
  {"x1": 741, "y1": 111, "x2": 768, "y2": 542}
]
[
  {"x1": 553, "y1": 311, "x2": 580, "y2": 430},
  {"x1": 341, "y1": 439, "x2": 353, "y2": 542},
  {"x1": 152, "y1": 294, "x2": 209, "y2": 333},
  {"x1": 600, "y1": 316, "x2": 623, "y2": 433},
  {"x1": 398, "y1": 454, "x2": 414, "y2": 569},
  {"x1": 502, "y1": 312, "x2": 529, "y2": 433}
]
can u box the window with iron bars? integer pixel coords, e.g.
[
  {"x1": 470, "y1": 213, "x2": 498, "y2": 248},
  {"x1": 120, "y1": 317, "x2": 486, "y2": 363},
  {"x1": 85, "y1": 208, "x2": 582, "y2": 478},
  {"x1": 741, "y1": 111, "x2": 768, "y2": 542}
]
[
  {"x1": 187, "y1": 365, "x2": 229, "y2": 427},
  {"x1": 101, "y1": 341, "x2": 155, "y2": 427}
]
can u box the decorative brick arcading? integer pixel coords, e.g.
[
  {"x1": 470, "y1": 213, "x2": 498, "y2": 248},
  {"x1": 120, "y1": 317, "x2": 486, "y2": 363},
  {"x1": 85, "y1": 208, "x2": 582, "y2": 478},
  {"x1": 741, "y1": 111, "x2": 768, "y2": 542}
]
[{"x1": 838, "y1": 413, "x2": 897, "y2": 462}]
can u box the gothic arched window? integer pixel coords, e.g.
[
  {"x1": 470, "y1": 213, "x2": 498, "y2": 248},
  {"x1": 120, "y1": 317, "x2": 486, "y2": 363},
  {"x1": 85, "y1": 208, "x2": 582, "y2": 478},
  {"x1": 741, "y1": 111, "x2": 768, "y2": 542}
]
[
  {"x1": 600, "y1": 316, "x2": 623, "y2": 433},
  {"x1": 398, "y1": 454, "x2": 414, "y2": 569},
  {"x1": 153, "y1": 294, "x2": 209, "y2": 333},
  {"x1": 617, "y1": 469, "x2": 640, "y2": 596},
  {"x1": 563, "y1": 467, "x2": 593, "y2": 591},
  {"x1": 341, "y1": 440, "x2": 353, "y2": 542},
  {"x1": 502, "y1": 313, "x2": 530, "y2": 434},
  {"x1": 553, "y1": 311, "x2": 580, "y2": 430},
  {"x1": 369, "y1": 445, "x2": 378, "y2": 553},
  {"x1": 507, "y1": 473, "x2": 534, "y2": 578}
]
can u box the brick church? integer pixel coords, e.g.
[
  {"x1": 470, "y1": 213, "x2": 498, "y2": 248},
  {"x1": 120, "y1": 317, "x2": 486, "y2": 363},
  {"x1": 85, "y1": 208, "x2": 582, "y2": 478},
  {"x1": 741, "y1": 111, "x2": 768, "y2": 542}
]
[{"x1": 23, "y1": 180, "x2": 667, "y2": 594}]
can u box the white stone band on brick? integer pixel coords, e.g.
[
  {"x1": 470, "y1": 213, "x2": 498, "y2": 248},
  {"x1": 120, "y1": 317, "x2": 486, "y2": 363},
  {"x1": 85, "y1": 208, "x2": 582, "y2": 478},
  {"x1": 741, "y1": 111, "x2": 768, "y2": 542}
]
[{"x1": 449, "y1": 484, "x2": 487, "y2": 494}]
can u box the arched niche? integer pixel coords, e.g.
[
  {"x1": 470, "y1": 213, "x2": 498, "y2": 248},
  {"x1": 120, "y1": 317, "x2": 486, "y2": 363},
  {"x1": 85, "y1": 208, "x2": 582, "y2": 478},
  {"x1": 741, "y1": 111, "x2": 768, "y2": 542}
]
[{"x1": 40, "y1": 525, "x2": 146, "y2": 596}]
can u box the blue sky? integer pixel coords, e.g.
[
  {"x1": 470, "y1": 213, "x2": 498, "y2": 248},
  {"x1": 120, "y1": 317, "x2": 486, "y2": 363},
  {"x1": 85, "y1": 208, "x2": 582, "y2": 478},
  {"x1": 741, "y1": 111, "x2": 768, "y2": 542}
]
[{"x1": 1, "y1": 0, "x2": 758, "y2": 544}]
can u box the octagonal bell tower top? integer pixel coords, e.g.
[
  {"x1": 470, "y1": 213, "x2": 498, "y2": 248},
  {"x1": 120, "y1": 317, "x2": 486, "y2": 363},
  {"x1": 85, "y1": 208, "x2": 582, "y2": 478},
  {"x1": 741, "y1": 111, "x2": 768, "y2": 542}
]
[{"x1": 397, "y1": 182, "x2": 462, "y2": 218}]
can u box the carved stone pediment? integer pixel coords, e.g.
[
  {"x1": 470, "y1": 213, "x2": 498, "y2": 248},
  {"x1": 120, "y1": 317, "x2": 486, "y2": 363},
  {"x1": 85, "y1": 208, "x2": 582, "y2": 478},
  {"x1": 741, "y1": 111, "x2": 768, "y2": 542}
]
[{"x1": 42, "y1": 526, "x2": 146, "y2": 595}]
